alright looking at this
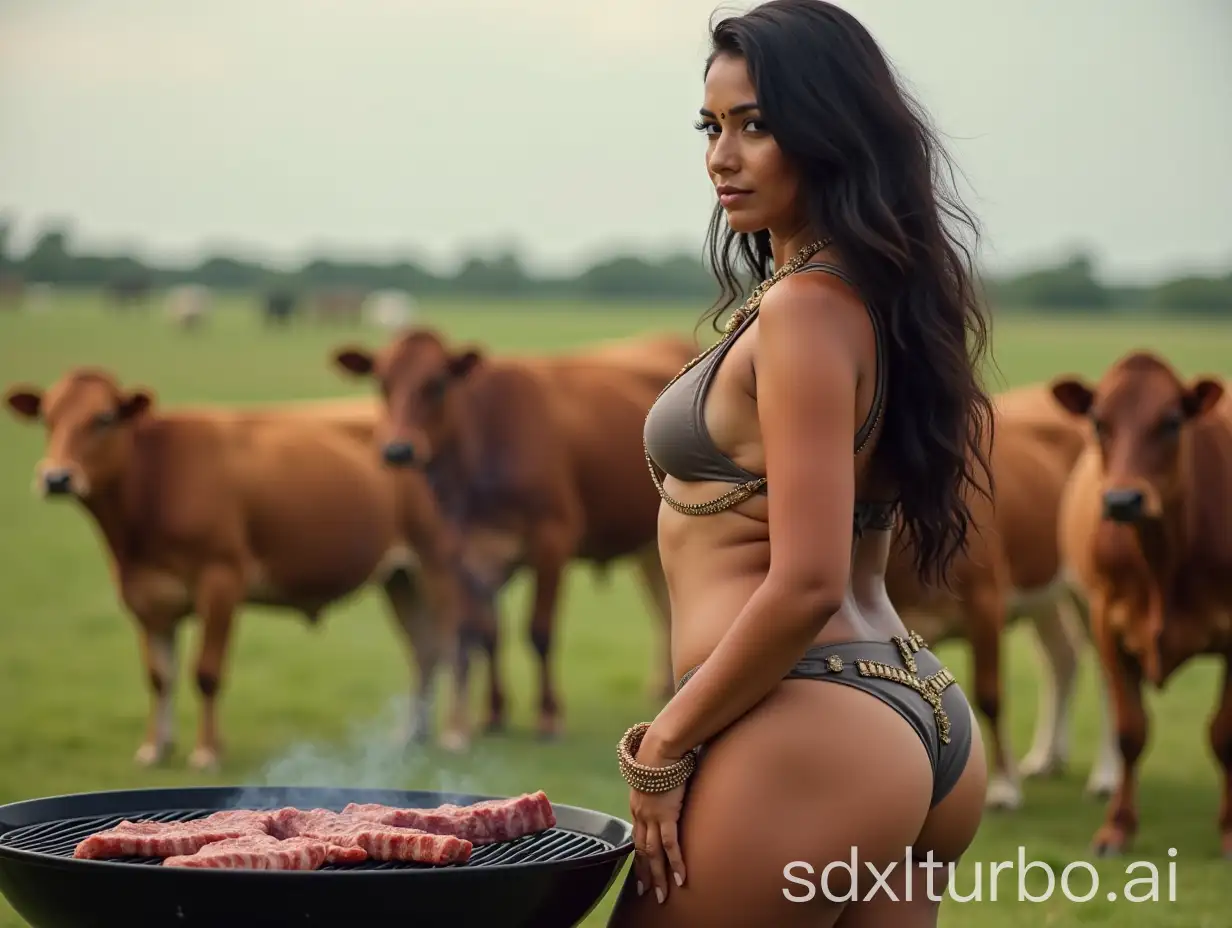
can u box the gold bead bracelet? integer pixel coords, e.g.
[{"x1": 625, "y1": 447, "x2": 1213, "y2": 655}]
[{"x1": 617, "y1": 723, "x2": 697, "y2": 793}]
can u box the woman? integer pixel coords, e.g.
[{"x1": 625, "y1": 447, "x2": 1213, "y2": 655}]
[{"x1": 606, "y1": 2, "x2": 994, "y2": 925}]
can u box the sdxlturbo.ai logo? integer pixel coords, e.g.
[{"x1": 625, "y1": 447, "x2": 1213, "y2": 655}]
[{"x1": 783, "y1": 847, "x2": 1178, "y2": 904}]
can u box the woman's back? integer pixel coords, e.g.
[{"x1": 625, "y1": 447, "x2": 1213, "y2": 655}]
[
  {"x1": 606, "y1": 3, "x2": 993, "y2": 924},
  {"x1": 645, "y1": 253, "x2": 907, "y2": 674}
]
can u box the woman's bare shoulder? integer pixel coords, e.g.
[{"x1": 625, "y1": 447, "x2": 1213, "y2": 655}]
[{"x1": 755, "y1": 265, "x2": 873, "y2": 361}]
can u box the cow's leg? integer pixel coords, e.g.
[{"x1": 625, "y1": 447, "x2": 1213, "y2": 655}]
[
  {"x1": 408, "y1": 519, "x2": 477, "y2": 751},
  {"x1": 188, "y1": 566, "x2": 243, "y2": 771},
  {"x1": 1085, "y1": 672, "x2": 1122, "y2": 799},
  {"x1": 1091, "y1": 595, "x2": 1145, "y2": 856},
  {"x1": 454, "y1": 539, "x2": 513, "y2": 736},
  {"x1": 1209, "y1": 656, "x2": 1232, "y2": 858},
  {"x1": 391, "y1": 531, "x2": 467, "y2": 752},
  {"x1": 1056, "y1": 590, "x2": 1121, "y2": 796},
  {"x1": 632, "y1": 544, "x2": 674, "y2": 700},
  {"x1": 965, "y1": 580, "x2": 1019, "y2": 810},
  {"x1": 475, "y1": 593, "x2": 508, "y2": 733},
  {"x1": 444, "y1": 588, "x2": 505, "y2": 744},
  {"x1": 133, "y1": 621, "x2": 179, "y2": 766},
  {"x1": 447, "y1": 615, "x2": 477, "y2": 749},
  {"x1": 526, "y1": 524, "x2": 576, "y2": 740},
  {"x1": 381, "y1": 569, "x2": 445, "y2": 749},
  {"x1": 443, "y1": 591, "x2": 504, "y2": 748},
  {"x1": 529, "y1": 556, "x2": 566, "y2": 739},
  {"x1": 1020, "y1": 596, "x2": 1084, "y2": 778},
  {"x1": 433, "y1": 574, "x2": 468, "y2": 751},
  {"x1": 450, "y1": 574, "x2": 506, "y2": 736}
]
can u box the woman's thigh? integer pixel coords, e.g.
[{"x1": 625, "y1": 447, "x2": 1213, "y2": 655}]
[{"x1": 606, "y1": 678, "x2": 937, "y2": 928}]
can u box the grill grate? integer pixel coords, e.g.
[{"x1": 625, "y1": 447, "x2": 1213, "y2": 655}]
[{"x1": 0, "y1": 808, "x2": 615, "y2": 870}]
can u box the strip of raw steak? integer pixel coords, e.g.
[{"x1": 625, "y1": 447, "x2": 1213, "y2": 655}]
[
  {"x1": 73, "y1": 810, "x2": 278, "y2": 860},
  {"x1": 271, "y1": 808, "x2": 471, "y2": 865},
  {"x1": 343, "y1": 790, "x2": 555, "y2": 844},
  {"x1": 163, "y1": 834, "x2": 332, "y2": 870}
]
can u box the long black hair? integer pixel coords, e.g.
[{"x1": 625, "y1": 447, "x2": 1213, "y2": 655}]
[{"x1": 702, "y1": 0, "x2": 995, "y2": 587}]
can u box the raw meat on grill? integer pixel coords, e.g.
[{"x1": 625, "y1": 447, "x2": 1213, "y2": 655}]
[
  {"x1": 343, "y1": 790, "x2": 555, "y2": 845},
  {"x1": 73, "y1": 810, "x2": 278, "y2": 860},
  {"x1": 163, "y1": 834, "x2": 332, "y2": 870},
  {"x1": 70, "y1": 791, "x2": 549, "y2": 867},
  {"x1": 271, "y1": 807, "x2": 472, "y2": 865}
]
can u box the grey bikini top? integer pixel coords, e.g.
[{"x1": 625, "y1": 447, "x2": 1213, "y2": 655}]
[{"x1": 642, "y1": 261, "x2": 894, "y2": 534}]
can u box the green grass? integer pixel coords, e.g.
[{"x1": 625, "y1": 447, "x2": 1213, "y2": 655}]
[{"x1": 1, "y1": 292, "x2": 1230, "y2": 926}]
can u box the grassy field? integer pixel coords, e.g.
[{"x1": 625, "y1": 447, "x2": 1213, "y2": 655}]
[{"x1": 0, "y1": 292, "x2": 1230, "y2": 926}]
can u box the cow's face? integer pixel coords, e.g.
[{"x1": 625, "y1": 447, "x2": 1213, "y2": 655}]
[
  {"x1": 332, "y1": 330, "x2": 481, "y2": 469},
  {"x1": 4, "y1": 372, "x2": 152, "y2": 499},
  {"x1": 1051, "y1": 354, "x2": 1223, "y2": 525}
]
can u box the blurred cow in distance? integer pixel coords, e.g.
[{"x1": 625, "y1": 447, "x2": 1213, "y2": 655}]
[
  {"x1": 165, "y1": 284, "x2": 213, "y2": 330},
  {"x1": 310, "y1": 287, "x2": 366, "y2": 325},
  {"x1": 364, "y1": 289, "x2": 417, "y2": 330},
  {"x1": 262, "y1": 289, "x2": 298, "y2": 326}
]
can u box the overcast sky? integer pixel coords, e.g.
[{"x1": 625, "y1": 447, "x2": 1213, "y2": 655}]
[{"x1": 1, "y1": 0, "x2": 1229, "y2": 281}]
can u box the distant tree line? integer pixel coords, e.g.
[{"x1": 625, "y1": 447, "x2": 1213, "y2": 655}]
[
  {"x1": 1, "y1": 218, "x2": 1229, "y2": 314},
  {"x1": 980, "y1": 251, "x2": 1232, "y2": 315}
]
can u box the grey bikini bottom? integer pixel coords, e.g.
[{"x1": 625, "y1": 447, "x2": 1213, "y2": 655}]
[{"x1": 676, "y1": 631, "x2": 974, "y2": 807}]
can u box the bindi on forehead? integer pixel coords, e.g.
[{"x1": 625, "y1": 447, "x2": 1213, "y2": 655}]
[{"x1": 700, "y1": 101, "x2": 760, "y2": 122}]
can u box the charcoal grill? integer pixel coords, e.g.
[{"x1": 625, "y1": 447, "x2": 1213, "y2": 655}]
[{"x1": 0, "y1": 786, "x2": 633, "y2": 928}]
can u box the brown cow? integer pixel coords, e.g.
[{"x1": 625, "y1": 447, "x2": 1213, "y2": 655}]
[
  {"x1": 884, "y1": 382, "x2": 1117, "y2": 810},
  {"x1": 1051, "y1": 352, "x2": 1232, "y2": 856},
  {"x1": 331, "y1": 329, "x2": 696, "y2": 749},
  {"x1": 3, "y1": 370, "x2": 463, "y2": 769}
]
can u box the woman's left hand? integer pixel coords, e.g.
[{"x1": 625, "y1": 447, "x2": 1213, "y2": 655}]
[{"x1": 628, "y1": 738, "x2": 688, "y2": 904}]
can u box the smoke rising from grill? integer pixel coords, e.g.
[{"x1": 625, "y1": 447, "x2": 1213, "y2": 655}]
[{"x1": 228, "y1": 696, "x2": 486, "y2": 811}]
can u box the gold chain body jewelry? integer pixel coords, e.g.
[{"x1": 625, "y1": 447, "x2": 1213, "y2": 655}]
[
  {"x1": 643, "y1": 238, "x2": 833, "y2": 515},
  {"x1": 614, "y1": 630, "x2": 956, "y2": 793}
]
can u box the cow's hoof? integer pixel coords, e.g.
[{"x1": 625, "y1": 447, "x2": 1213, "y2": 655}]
[
  {"x1": 1222, "y1": 834, "x2": 1232, "y2": 860},
  {"x1": 187, "y1": 747, "x2": 220, "y2": 772},
  {"x1": 536, "y1": 718, "x2": 562, "y2": 741},
  {"x1": 439, "y1": 730, "x2": 470, "y2": 754},
  {"x1": 984, "y1": 777, "x2": 1023, "y2": 811},
  {"x1": 1019, "y1": 751, "x2": 1066, "y2": 779},
  {"x1": 1091, "y1": 827, "x2": 1128, "y2": 857},
  {"x1": 1085, "y1": 774, "x2": 1118, "y2": 800},
  {"x1": 134, "y1": 743, "x2": 167, "y2": 767},
  {"x1": 484, "y1": 717, "x2": 507, "y2": 735}
]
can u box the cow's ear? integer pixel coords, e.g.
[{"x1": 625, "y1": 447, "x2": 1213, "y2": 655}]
[
  {"x1": 1050, "y1": 377, "x2": 1095, "y2": 417},
  {"x1": 4, "y1": 386, "x2": 42, "y2": 421},
  {"x1": 119, "y1": 389, "x2": 153, "y2": 420},
  {"x1": 333, "y1": 346, "x2": 375, "y2": 376},
  {"x1": 1183, "y1": 377, "x2": 1224, "y2": 419},
  {"x1": 447, "y1": 349, "x2": 482, "y2": 380}
]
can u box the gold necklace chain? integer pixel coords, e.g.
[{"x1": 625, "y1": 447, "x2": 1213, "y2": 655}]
[{"x1": 644, "y1": 237, "x2": 833, "y2": 515}]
